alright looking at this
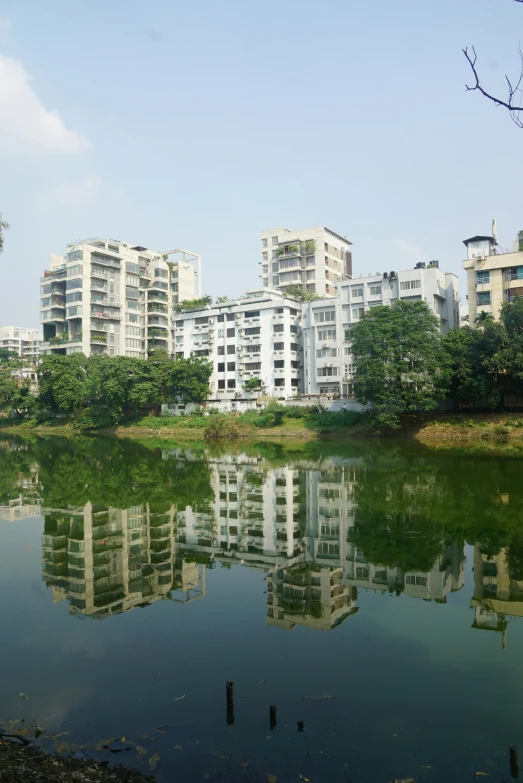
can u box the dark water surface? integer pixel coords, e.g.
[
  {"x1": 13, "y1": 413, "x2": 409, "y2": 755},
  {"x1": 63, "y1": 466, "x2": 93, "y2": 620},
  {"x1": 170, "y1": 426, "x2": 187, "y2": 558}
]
[{"x1": 1, "y1": 435, "x2": 523, "y2": 782}]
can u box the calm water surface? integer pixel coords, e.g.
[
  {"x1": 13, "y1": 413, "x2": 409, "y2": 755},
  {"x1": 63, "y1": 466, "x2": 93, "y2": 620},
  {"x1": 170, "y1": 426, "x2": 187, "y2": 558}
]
[{"x1": 1, "y1": 435, "x2": 523, "y2": 782}]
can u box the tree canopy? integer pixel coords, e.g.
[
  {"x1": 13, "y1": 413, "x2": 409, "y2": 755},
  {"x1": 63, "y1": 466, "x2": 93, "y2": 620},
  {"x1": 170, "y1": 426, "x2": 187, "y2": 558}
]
[{"x1": 348, "y1": 300, "x2": 449, "y2": 429}]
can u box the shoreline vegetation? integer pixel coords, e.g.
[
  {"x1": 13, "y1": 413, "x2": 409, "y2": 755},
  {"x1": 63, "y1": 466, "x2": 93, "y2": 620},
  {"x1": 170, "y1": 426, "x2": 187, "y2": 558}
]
[{"x1": 4, "y1": 410, "x2": 523, "y2": 448}]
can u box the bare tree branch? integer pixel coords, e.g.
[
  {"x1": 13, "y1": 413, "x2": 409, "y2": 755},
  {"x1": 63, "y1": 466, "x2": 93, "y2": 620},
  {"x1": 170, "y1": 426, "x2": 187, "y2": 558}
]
[{"x1": 463, "y1": 45, "x2": 523, "y2": 128}]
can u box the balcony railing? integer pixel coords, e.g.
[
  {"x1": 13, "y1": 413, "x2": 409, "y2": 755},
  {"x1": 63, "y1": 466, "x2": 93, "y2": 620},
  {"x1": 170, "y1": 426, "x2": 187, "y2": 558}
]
[{"x1": 90, "y1": 308, "x2": 121, "y2": 320}]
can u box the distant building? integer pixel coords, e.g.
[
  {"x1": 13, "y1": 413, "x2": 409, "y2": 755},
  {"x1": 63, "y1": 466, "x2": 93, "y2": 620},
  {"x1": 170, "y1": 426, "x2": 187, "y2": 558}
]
[
  {"x1": 0, "y1": 325, "x2": 42, "y2": 364},
  {"x1": 40, "y1": 238, "x2": 200, "y2": 358},
  {"x1": 260, "y1": 226, "x2": 352, "y2": 299},
  {"x1": 463, "y1": 230, "x2": 523, "y2": 324},
  {"x1": 173, "y1": 288, "x2": 303, "y2": 406},
  {"x1": 470, "y1": 544, "x2": 523, "y2": 649},
  {"x1": 301, "y1": 262, "x2": 459, "y2": 397}
]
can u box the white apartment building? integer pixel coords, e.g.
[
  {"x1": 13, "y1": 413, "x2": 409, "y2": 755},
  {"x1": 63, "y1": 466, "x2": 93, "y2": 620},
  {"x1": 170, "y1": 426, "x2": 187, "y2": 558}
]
[
  {"x1": 173, "y1": 288, "x2": 303, "y2": 405},
  {"x1": 302, "y1": 262, "x2": 459, "y2": 397},
  {"x1": 0, "y1": 325, "x2": 42, "y2": 364},
  {"x1": 40, "y1": 238, "x2": 200, "y2": 358},
  {"x1": 463, "y1": 230, "x2": 523, "y2": 323},
  {"x1": 260, "y1": 225, "x2": 352, "y2": 298}
]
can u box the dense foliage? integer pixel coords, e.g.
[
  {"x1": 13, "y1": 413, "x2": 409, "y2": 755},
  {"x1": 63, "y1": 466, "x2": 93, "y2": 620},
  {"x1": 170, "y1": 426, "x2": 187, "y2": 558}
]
[
  {"x1": 348, "y1": 300, "x2": 449, "y2": 429},
  {"x1": 442, "y1": 296, "x2": 523, "y2": 409},
  {"x1": 35, "y1": 351, "x2": 212, "y2": 425}
]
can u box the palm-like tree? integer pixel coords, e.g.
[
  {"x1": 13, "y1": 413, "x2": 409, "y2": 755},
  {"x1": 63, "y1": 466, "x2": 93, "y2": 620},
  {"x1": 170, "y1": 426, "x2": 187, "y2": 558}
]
[{"x1": 475, "y1": 310, "x2": 495, "y2": 326}]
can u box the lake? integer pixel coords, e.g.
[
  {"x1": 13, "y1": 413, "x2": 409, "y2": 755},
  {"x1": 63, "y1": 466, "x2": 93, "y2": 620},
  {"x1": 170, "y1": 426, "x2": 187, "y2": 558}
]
[{"x1": 0, "y1": 434, "x2": 522, "y2": 783}]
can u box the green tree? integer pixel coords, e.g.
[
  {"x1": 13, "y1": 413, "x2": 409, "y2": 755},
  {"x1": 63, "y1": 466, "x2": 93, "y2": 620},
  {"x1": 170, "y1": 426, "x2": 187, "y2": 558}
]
[
  {"x1": 0, "y1": 349, "x2": 21, "y2": 366},
  {"x1": 282, "y1": 284, "x2": 321, "y2": 302},
  {"x1": 442, "y1": 324, "x2": 505, "y2": 409},
  {"x1": 348, "y1": 300, "x2": 449, "y2": 430},
  {"x1": 0, "y1": 214, "x2": 10, "y2": 254},
  {"x1": 171, "y1": 355, "x2": 212, "y2": 403},
  {"x1": 38, "y1": 354, "x2": 88, "y2": 413},
  {"x1": 243, "y1": 377, "x2": 261, "y2": 392}
]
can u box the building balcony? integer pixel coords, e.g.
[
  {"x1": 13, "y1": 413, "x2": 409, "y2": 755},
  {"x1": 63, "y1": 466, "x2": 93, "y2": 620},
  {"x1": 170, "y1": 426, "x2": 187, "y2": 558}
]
[
  {"x1": 148, "y1": 305, "x2": 168, "y2": 315},
  {"x1": 90, "y1": 334, "x2": 107, "y2": 344},
  {"x1": 91, "y1": 281, "x2": 107, "y2": 293},
  {"x1": 90, "y1": 308, "x2": 121, "y2": 320},
  {"x1": 41, "y1": 297, "x2": 66, "y2": 309},
  {"x1": 91, "y1": 267, "x2": 110, "y2": 280}
]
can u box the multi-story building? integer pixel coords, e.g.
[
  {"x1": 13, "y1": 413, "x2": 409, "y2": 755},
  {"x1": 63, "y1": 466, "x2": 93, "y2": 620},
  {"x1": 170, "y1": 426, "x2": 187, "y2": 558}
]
[
  {"x1": 0, "y1": 325, "x2": 42, "y2": 364},
  {"x1": 260, "y1": 226, "x2": 352, "y2": 298},
  {"x1": 40, "y1": 238, "x2": 200, "y2": 358},
  {"x1": 173, "y1": 288, "x2": 303, "y2": 404},
  {"x1": 463, "y1": 230, "x2": 523, "y2": 323},
  {"x1": 302, "y1": 262, "x2": 459, "y2": 397}
]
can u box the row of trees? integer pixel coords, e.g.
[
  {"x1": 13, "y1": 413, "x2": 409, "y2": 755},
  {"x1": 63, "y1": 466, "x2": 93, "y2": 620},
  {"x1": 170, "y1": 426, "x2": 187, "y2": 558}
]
[
  {"x1": 0, "y1": 350, "x2": 212, "y2": 425},
  {"x1": 348, "y1": 296, "x2": 523, "y2": 429}
]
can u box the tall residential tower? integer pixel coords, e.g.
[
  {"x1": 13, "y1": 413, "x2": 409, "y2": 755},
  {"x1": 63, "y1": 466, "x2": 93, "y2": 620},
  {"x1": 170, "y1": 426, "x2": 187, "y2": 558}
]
[
  {"x1": 40, "y1": 238, "x2": 200, "y2": 358},
  {"x1": 260, "y1": 226, "x2": 352, "y2": 298}
]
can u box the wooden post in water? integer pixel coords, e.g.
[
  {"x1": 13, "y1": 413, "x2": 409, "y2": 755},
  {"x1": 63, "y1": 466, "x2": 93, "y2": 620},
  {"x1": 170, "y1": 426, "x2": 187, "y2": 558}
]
[
  {"x1": 510, "y1": 746, "x2": 519, "y2": 779},
  {"x1": 270, "y1": 705, "x2": 277, "y2": 731},
  {"x1": 226, "y1": 681, "x2": 234, "y2": 726},
  {"x1": 297, "y1": 720, "x2": 304, "y2": 732}
]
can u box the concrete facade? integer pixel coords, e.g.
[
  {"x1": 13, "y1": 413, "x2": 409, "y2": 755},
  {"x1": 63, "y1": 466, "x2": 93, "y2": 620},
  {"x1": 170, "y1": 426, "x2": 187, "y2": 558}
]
[
  {"x1": 260, "y1": 225, "x2": 352, "y2": 299},
  {"x1": 0, "y1": 325, "x2": 42, "y2": 364},
  {"x1": 463, "y1": 232, "x2": 523, "y2": 324},
  {"x1": 302, "y1": 263, "x2": 459, "y2": 396},
  {"x1": 40, "y1": 238, "x2": 200, "y2": 358},
  {"x1": 172, "y1": 288, "x2": 303, "y2": 402}
]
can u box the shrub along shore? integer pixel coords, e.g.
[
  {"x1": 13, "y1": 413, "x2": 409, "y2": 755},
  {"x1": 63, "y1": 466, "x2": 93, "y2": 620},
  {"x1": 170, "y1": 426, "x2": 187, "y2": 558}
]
[{"x1": 5, "y1": 408, "x2": 523, "y2": 446}]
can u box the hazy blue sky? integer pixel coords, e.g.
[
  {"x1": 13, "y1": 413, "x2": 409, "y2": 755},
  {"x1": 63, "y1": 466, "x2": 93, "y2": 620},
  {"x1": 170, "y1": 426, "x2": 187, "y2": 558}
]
[{"x1": 0, "y1": 0, "x2": 522, "y2": 327}]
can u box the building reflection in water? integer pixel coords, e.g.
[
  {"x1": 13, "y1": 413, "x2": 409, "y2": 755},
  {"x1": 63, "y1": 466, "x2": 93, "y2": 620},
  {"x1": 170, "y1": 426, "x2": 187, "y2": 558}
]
[
  {"x1": 31, "y1": 451, "x2": 467, "y2": 630},
  {"x1": 471, "y1": 545, "x2": 523, "y2": 648}
]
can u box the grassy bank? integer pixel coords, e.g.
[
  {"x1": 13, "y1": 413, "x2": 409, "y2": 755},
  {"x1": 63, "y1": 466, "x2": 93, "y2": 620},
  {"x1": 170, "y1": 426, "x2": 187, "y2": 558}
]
[{"x1": 4, "y1": 410, "x2": 523, "y2": 446}]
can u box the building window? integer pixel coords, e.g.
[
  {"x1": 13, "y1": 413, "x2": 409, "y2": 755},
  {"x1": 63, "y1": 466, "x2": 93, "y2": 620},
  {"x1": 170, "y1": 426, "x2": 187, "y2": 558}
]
[
  {"x1": 291, "y1": 361, "x2": 299, "y2": 369},
  {"x1": 351, "y1": 286, "x2": 364, "y2": 298},
  {"x1": 227, "y1": 379, "x2": 236, "y2": 389},
  {"x1": 291, "y1": 378, "x2": 299, "y2": 387},
  {"x1": 317, "y1": 328, "x2": 336, "y2": 341},
  {"x1": 245, "y1": 362, "x2": 261, "y2": 371},
  {"x1": 273, "y1": 324, "x2": 284, "y2": 333},
  {"x1": 245, "y1": 326, "x2": 261, "y2": 335},
  {"x1": 276, "y1": 308, "x2": 283, "y2": 314},
  {"x1": 306, "y1": 256, "x2": 315, "y2": 267},
  {"x1": 405, "y1": 575, "x2": 427, "y2": 586},
  {"x1": 274, "y1": 342, "x2": 284, "y2": 350},
  {"x1": 217, "y1": 363, "x2": 225, "y2": 372},
  {"x1": 245, "y1": 310, "x2": 260, "y2": 319},
  {"x1": 217, "y1": 314, "x2": 225, "y2": 322},
  {"x1": 274, "y1": 360, "x2": 284, "y2": 368},
  {"x1": 369, "y1": 284, "x2": 381, "y2": 296},
  {"x1": 317, "y1": 347, "x2": 338, "y2": 358},
  {"x1": 400, "y1": 279, "x2": 421, "y2": 290},
  {"x1": 227, "y1": 345, "x2": 235, "y2": 354},
  {"x1": 274, "y1": 378, "x2": 284, "y2": 387},
  {"x1": 504, "y1": 267, "x2": 523, "y2": 281},
  {"x1": 290, "y1": 343, "x2": 298, "y2": 352},
  {"x1": 262, "y1": 265, "x2": 268, "y2": 274},
  {"x1": 227, "y1": 328, "x2": 235, "y2": 337},
  {"x1": 218, "y1": 379, "x2": 225, "y2": 389},
  {"x1": 262, "y1": 238, "x2": 268, "y2": 248},
  {"x1": 289, "y1": 324, "x2": 298, "y2": 334},
  {"x1": 314, "y1": 309, "x2": 336, "y2": 323},
  {"x1": 476, "y1": 270, "x2": 490, "y2": 284},
  {"x1": 317, "y1": 367, "x2": 339, "y2": 377},
  {"x1": 272, "y1": 276, "x2": 280, "y2": 286},
  {"x1": 262, "y1": 252, "x2": 268, "y2": 262},
  {"x1": 477, "y1": 291, "x2": 491, "y2": 305},
  {"x1": 306, "y1": 283, "x2": 316, "y2": 292},
  {"x1": 218, "y1": 346, "x2": 225, "y2": 355},
  {"x1": 226, "y1": 313, "x2": 235, "y2": 321},
  {"x1": 272, "y1": 236, "x2": 278, "y2": 245},
  {"x1": 217, "y1": 329, "x2": 225, "y2": 338},
  {"x1": 227, "y1": 362, "x2": 236, "y2": 371},
  {"x1": 195, "y1": 316, "x2": 209, "y2": 325},
  {"x1": 246, "y1": 344, "x2": 261, "y2": 353}
]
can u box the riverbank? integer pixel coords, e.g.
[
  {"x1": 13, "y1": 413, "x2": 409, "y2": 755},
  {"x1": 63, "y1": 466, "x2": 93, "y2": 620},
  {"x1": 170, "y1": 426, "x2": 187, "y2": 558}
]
[
  {"x1": 0, "y1": 737, "x2": 154, "y2": 783},
  {"x1": 3, "y1": 412, "x2": 523, "y2": 446}
]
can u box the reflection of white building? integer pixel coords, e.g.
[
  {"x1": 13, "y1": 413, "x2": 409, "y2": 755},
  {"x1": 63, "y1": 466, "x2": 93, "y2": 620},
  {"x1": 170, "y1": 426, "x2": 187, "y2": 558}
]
[
  {"x1": 471, "y1": 544, "x2": 523, "y2": 648},
  {"x1": 41, "y1": 502, "x2": 205, "y2": 619},
  {"x1": 0, "y1": 463, "x2": 42, "y2": 521}
]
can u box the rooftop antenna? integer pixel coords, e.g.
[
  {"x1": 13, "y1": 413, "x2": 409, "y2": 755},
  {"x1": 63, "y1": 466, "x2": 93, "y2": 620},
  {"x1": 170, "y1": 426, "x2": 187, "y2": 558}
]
[{"x1": 492, "y1": 219, "x2": 497, "y2": 242}]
